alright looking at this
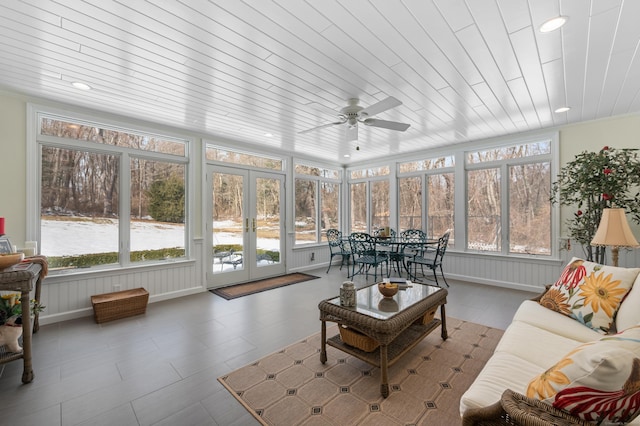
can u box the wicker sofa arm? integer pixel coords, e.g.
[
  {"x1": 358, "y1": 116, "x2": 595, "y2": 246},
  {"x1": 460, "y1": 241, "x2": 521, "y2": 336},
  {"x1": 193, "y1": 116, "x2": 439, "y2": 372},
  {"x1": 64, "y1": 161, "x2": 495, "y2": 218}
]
[
  {"x1": 461, "y1": 400, "x2": 506, "y2": 426},
  {"x1": 461, "y1": 389, "x2": 594, "y2": 426}
]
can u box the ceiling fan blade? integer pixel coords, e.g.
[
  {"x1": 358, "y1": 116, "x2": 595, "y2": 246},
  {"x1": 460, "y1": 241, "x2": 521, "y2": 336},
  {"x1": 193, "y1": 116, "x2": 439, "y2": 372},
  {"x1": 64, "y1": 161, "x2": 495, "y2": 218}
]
[
  {"x1": 360, "y1": 96, "x2": 402, "y2": 117},
  {"x1": 346, "y1": 125, "x2": 358, "y2": 142},
  {"x1": 298, "y1": 119, "x2": 345, "y2": 134},
  {"x1": 363, "y1": 118, "x2": 410, "y2": 132}
]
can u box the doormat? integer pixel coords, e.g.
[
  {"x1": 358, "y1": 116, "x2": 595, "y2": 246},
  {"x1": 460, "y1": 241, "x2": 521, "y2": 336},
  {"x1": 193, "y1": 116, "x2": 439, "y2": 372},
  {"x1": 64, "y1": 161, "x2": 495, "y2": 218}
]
[
  {"x1": 218, "y1": 318, "x2": 504, "y2": 425},
  {"x1": 210, "y1": 273, "x2": 320, "y2": 300}
]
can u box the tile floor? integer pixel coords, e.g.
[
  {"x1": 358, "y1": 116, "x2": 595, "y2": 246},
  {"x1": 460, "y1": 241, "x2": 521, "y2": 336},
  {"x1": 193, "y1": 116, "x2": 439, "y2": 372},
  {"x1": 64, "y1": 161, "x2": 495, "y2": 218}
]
[{"x1": 0, "y1": 266, "x2": 538, "y2": 425}]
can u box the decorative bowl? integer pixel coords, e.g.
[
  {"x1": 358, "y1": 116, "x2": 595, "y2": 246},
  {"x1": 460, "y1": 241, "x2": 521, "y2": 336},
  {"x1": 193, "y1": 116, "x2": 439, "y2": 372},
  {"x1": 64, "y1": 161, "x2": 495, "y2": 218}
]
[
  {"x1": 378, "y1": 282, "x2": 399, "y2": 298},
  {"x1": 0, "y1": 252, "x2": 24, "y2": 270}
]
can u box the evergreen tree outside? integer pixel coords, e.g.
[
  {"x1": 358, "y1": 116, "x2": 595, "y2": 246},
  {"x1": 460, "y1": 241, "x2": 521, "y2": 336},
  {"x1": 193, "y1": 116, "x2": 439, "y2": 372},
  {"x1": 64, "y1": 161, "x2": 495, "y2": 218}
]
[{"x1": 147, "y1": 175, "x2": 185, "y2": 223}]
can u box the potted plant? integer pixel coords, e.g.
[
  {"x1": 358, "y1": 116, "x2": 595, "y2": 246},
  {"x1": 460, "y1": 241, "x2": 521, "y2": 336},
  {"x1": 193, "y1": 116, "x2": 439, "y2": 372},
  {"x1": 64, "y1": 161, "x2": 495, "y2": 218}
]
[
  {"x1": 551, "y1": 146, "x2": 640, "y2": 263},
  {"x1": 0, "y1": 293, "x2": 45, "y2": 353}
]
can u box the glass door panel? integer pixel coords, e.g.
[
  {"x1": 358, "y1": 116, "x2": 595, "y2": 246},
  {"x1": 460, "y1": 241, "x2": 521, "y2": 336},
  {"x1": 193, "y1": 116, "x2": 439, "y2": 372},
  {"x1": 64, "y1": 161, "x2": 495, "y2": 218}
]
[
  {"x1": 208, "y1": 166, "x2": 284, "y2": 287},
  {"x1": 252, "y1": 175, "x2": 284, "y2": 279}
]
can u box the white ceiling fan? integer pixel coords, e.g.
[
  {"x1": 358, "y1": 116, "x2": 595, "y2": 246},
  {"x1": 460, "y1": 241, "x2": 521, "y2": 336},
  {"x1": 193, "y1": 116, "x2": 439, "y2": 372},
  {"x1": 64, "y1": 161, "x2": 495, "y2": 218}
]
[{"x1": 299, "y1": 96, "x2": 410, "y2": 143}]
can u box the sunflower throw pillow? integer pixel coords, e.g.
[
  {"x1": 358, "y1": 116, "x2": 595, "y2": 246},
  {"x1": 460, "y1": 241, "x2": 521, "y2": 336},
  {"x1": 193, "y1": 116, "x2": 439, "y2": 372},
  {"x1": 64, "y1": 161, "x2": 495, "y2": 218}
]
[
  {"x1": 526, "y1": 325, "x2": 640, "y2": 425},
  {"x1": 539, "y1": 257, "x2": 640, "y2": 334}
]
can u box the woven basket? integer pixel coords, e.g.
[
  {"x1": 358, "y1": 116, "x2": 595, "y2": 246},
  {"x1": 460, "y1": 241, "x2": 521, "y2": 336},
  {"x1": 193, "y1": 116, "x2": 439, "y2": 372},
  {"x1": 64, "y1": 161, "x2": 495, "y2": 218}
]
[
  {"x1": 416, "y1": 308, "x2": 437, "y2": 325},
  {"x1": 91, "y1": 288, "x2": 149, "y2": 323},
  {"x1": 338, "y1": 325, "x2": 379, "y2": 352}
]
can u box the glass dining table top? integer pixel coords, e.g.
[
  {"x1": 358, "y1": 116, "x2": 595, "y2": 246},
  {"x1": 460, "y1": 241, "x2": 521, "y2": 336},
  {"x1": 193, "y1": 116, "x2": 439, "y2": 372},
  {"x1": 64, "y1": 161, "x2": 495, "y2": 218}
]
[{"x1": 325, "y1": 282, "x2": 443, "y2": 320}]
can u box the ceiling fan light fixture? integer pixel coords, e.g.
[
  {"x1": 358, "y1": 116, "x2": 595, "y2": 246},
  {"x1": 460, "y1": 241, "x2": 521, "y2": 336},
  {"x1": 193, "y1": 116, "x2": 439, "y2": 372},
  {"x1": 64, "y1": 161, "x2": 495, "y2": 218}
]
[
  {"x1": 554, "y1": 106, "x2": 571, "y2": 113},
  {"x1": 540, "y1": 16, "x2": 568, "y2": 33}
]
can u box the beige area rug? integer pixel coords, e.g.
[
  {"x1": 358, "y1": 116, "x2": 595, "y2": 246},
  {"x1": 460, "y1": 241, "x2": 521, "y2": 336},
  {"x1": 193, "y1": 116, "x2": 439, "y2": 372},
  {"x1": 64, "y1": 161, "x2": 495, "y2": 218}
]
[
  {"x1": 210, "y1": 273, "x2": 320, "y2": 300},
  {"x1": 218, "y1": 317, "x2": 504, "y2": 425}
]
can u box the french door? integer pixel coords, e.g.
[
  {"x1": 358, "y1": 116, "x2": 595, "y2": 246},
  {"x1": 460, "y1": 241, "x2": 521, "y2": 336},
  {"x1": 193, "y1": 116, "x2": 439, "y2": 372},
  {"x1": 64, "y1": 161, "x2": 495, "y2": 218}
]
[{"x1": 207, "y1": 165, "x2": 285, "y2": 287}]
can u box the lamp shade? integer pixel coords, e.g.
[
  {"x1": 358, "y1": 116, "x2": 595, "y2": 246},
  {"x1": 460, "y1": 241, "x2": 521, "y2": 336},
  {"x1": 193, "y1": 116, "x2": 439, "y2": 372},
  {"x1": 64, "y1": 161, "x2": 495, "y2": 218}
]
[{"x1": 591, "y1": 208, "x2": 639, "y2": 248}]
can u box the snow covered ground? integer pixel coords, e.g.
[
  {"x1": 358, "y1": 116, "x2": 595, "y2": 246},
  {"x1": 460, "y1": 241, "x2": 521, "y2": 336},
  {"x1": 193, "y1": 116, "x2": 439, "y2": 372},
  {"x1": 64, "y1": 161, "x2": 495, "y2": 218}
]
[{"x1": 41, "y1": 218, "x2": 280, "y2": 256}]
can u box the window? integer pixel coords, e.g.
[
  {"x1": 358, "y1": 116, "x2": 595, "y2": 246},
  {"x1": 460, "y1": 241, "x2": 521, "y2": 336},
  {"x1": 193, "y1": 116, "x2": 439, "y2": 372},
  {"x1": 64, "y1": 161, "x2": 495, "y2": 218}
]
[
  {"x1": 41, "y1": 147, "x2": 121, "y2": 267},
  {"x1": 37, "y1": 113, "x2": 189, "y2": 271},
  {"x1": 467, "y1": 168, "x2": 501, "y2": 251},
  {"x1": 398, "y1": 176, "x2": 422, "y2": 230},
  {"x1": 294, "y1": 162, "x2": 341, "y2": 244},
  {"x1": 130, "y1": 158, "x2": 186, "y2": 262},
  {"x1": 427, "y1": 173, "x2": 454, "y2": 238},
  {"x1": 398, "y1": 156, "x2": 455, "y2": 239},
  {"x1": 466, "y1": 141, "x2": 551, "y2": 255},
  {"x1": 206, "y1": 145, "x2": 283, "y2": 170},
  {"x1": 370, "y1": 180, "x2": 390, "y2": 230},
  {"x1": 350, "y1": 182, "x2": 367, "y2": 233},
  {"x1": 348, "y1": 166, "x2": 390, "y2": 234}
]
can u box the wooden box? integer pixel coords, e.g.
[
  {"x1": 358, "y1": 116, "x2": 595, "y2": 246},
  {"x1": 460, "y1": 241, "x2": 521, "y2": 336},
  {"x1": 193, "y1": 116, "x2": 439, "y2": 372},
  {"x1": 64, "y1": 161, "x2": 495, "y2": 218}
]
[{"x1": 91, "y1": 288, "x2": 149, "y2": 323}]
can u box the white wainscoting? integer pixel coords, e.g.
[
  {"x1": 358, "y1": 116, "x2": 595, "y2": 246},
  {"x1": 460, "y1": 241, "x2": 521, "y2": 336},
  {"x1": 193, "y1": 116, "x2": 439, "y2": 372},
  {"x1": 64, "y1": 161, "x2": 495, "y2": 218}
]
[
  {"x1": 292, "y1": 242, "x2": 640, "y2": 294},
  {"x1": 36, "y1": 239, "x2": 639, "y2": 325},
  {"x1": 38, "y1": 239, "x2": 205, "y2": 325}
]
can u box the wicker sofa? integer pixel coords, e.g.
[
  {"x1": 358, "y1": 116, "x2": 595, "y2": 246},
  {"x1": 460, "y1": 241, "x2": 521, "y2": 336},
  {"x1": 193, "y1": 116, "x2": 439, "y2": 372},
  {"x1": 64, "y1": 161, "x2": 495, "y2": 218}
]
[{"x1": 460, "y1": 259, "x2": 640, "y2": 425}]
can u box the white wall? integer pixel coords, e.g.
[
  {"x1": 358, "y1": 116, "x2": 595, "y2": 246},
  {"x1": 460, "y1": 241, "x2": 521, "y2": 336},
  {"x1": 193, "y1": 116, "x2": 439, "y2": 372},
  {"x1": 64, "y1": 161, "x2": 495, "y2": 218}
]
[{"x1": 1, "y1": 90, "x2": 639, "y2": 325}]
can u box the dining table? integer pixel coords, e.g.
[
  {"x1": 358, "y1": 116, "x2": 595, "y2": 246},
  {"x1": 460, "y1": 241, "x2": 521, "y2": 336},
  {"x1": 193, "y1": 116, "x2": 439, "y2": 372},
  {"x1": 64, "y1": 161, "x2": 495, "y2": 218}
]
[{"x1": 372, "y1": 236, "x2": 438, "y2": 278}]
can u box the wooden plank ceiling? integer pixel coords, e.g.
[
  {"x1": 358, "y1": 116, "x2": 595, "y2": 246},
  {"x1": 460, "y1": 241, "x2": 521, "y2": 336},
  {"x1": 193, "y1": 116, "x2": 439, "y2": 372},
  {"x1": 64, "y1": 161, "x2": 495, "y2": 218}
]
[{"x1": 0, "y1": 0, "x2": 638, "y2": 164}]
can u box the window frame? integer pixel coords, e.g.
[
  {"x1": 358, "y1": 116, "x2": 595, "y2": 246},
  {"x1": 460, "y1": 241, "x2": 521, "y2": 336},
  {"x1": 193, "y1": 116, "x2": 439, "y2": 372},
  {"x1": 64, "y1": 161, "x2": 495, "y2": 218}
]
[
  {"x1": 27, "y1": 104, "x2": 193, "y2": 275},
  {"x1": 293, "y1": 160, "x2": 343, "y2": 245},
  {"x1": 347, "y1": 165, "x2": 391, "y2": 235},
  {"x1": 463, "y1": 136, "x2": 557, "y2": 257},
  {"x1": 397, "y1": 156, "x2": 456, "y2": 238}
]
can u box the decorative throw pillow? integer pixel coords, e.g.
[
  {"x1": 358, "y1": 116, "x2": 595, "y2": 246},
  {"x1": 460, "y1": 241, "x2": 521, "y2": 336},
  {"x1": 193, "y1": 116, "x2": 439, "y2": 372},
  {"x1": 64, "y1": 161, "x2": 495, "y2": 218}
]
[
  {"x1": 539, "y1": 257, "x2": 640, "y2": 333},
  {"x1": 526, "y1": 325, "x2": 640, "y2": 425}
]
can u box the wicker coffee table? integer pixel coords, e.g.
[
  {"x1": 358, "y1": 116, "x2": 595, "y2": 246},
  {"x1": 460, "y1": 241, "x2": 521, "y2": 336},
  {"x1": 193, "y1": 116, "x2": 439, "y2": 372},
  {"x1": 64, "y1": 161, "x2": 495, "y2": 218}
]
[{"x1": 318, "y1": 282, "x2": 447, "y2": 397}]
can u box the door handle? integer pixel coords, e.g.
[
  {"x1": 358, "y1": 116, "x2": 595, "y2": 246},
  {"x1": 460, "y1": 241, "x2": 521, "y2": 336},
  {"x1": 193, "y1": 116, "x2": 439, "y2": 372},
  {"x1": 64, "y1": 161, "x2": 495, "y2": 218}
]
[
  {"x1": 252, "y1": 218, "x2": 257, "y2": 232},
  {"x1": 245, "y1": 218, "x2": 249, "y2": 232}
]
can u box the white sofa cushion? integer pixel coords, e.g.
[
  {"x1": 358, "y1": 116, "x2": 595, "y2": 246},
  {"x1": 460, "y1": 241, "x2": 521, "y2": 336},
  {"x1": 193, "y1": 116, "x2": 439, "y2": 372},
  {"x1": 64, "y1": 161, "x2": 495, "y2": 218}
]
[
  {"x1": 512, "y1": 300, "x2": 603, "y2": 343},
  {"x1": 459, "y1": 351, "x2": 544, "y2": 415},
  {"x1": 617, "y1": 272, "x2": 640, "y2": 331},
  {"x1": 495, "y1": 321, "x2": 585, "y2": 368}
]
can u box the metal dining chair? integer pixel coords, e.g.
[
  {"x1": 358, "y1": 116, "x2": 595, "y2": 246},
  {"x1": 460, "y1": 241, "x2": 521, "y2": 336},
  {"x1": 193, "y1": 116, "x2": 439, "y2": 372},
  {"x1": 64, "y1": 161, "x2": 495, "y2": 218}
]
[
  {"x1": 393, "y1": 229, "x2": 427, "y2": 275},
  {"x1": 349, "y1": 232, "x2": 389, "y2": 281},
  {"x1": 326, "y1": 229, "x2": 351, "y2": 273},
  {"x1": 406, "y1": 232, "x2": 450, "y2": 287}
]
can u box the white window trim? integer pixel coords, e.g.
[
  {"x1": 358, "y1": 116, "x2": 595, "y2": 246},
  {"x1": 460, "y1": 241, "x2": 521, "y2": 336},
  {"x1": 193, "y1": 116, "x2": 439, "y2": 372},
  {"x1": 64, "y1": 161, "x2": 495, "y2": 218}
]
[{"x1": 27, "y1": 103, "x2": 195, "y2": 274}]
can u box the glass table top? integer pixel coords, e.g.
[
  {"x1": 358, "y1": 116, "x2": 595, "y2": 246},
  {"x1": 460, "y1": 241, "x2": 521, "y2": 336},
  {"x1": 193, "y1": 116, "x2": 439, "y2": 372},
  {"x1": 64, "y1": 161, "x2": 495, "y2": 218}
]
[{"x1": 326, "y1": 282, "x2": 443, "y2": 320}]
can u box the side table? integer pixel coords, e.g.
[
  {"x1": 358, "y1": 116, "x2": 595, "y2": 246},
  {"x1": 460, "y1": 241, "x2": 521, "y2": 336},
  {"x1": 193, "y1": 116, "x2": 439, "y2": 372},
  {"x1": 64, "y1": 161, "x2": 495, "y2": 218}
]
[{"x1": 0, "y1": 262, "x2": 42, "y2": 383}]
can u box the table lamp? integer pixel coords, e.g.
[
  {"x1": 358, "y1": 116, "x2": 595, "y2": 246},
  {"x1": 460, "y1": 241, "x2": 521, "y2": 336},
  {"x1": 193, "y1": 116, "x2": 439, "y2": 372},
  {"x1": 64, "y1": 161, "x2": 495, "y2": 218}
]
[{"x1": 591, "y1": 208, "x2": 639, "y2": 266}]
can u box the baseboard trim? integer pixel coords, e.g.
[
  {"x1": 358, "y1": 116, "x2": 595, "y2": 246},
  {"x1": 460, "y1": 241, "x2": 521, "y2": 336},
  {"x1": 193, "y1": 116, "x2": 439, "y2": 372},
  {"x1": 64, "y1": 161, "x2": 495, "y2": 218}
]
[
  {"x1": 446, "y1": 273, "x2": 542, "y2": 294},
  {"x1": 37, "y1": 286, "x2": 206, "y2": 326}
]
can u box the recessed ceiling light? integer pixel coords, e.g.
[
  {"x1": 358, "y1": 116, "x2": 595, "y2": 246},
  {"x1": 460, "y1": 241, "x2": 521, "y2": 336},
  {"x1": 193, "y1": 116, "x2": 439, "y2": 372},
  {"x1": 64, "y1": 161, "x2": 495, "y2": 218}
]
[
  {"x1": 264, "y1": 132, "x2": 273, "y2": 137},
  {"x1": 71, "y1": 81, "x2": 92, "y2": 90},
  {"x1": 554, "y1": 106, "x2": 571, "y2": 113},
  {"x1": 540, "y1": 16, "x2": 568, "y2": 33},
  {"x1": 343, "y1": 154, "x2": 350, "y2": 158}
]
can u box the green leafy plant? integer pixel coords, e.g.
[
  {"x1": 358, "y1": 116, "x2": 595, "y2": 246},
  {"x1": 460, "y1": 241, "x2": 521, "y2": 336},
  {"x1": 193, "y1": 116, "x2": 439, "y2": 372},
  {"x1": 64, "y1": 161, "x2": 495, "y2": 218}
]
[
  {"x1": 0, "y1": 293, "x2": 46, "y2": 326},
  {"x1": 551, "y1": 146, "x2": 640, "y2": 263},
  {"x1": 146, "y1": 176, "x2": 185, "y2": 223}
]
